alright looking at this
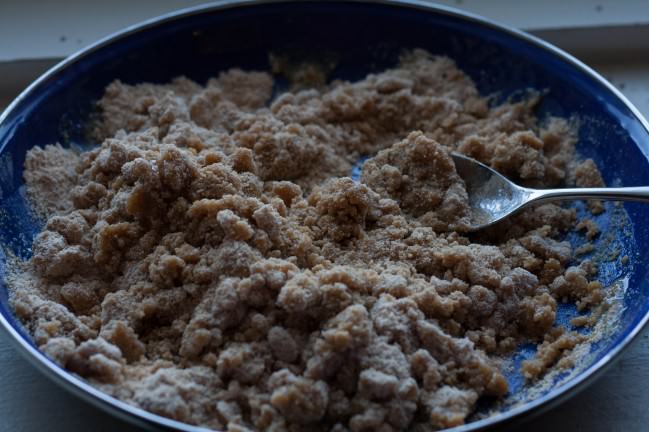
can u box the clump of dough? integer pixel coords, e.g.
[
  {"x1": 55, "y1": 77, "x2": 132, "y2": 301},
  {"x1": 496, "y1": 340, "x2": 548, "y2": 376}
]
[{"x1": 361, "y1": 131, "x2": 471, "y2": 231}]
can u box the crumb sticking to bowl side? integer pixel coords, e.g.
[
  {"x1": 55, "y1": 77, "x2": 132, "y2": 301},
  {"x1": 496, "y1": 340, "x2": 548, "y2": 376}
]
[{"x1": 8, "y1": 50, "x2": 607, "y2": 431}]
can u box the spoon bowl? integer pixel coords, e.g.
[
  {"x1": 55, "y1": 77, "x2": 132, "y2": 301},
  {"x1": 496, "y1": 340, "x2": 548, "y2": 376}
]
[
  {"x1": 452, "y1": 152, "x2": 649, "y2": 230},
  {"x1": 452, "y1": 152, "x2": 534, "y2": 229}
]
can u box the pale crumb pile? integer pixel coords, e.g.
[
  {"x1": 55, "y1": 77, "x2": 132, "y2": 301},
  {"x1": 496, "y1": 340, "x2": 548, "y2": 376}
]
[{"x1": 10, "y1": 50, "x2": 606, "y2": 431}]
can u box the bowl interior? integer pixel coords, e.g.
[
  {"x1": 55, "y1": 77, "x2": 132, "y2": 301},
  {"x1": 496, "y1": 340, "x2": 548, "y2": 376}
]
[{"x1": 1, "y1": 0, "x2": 649, "y2": 428}]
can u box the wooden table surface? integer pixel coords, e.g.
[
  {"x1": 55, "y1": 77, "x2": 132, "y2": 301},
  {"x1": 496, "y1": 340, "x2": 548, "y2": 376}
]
[{"x1": 2, "y1": 9, "x2": 649, "y2": 430}]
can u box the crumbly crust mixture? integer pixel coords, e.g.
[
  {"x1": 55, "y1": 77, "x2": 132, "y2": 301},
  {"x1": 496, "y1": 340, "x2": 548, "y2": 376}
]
[{"x1": 10, "y1": 51, "x2": 604, "y2": 431}]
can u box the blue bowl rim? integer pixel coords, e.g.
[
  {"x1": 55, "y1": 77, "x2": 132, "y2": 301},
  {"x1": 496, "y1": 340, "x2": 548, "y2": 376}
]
[{"x1": 1, "y1": 0, "x2": 649, "y2": 431}]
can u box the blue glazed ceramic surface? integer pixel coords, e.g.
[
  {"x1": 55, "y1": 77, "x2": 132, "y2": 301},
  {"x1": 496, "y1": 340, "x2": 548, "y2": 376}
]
[{"x1": 1, "y1": 1, "x2": 648, "y2": 430}]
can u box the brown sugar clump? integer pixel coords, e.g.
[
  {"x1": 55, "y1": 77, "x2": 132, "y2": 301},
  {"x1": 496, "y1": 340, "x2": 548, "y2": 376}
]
[
  {"x1": 9, "y1": 51, "x2": 607, "y2": 431},
  {"x1": 521, "y1": 328, "x2": 587, "y2": 380},
  {"x1": 308, "y1": 177, "x2": 380, "y2": 242},
  {"x1": 361, "y1": 131, "x2": 471, "y2": 231}
]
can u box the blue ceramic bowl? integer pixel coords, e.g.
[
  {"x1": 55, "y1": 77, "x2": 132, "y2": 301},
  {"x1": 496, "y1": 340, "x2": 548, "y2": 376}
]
[{"x1": 1, "y1": 1, "x2": 648, "y2": 431}]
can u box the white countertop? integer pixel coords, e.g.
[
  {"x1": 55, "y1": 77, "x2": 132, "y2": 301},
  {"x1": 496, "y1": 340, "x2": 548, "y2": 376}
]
[{"x1": 2, "y1": 1, "x2": 649, "y2": 431}]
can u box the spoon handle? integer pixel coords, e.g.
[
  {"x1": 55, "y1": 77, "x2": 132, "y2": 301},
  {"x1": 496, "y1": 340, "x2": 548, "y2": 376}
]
[{"x1": 529, "y1": 186, "x2": 649, "y2": 204}]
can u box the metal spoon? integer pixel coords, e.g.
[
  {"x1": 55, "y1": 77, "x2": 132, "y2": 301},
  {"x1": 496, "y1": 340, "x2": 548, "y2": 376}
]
[{"x1": 451, "y1": 152, "x2": 649, "y2": 231}]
